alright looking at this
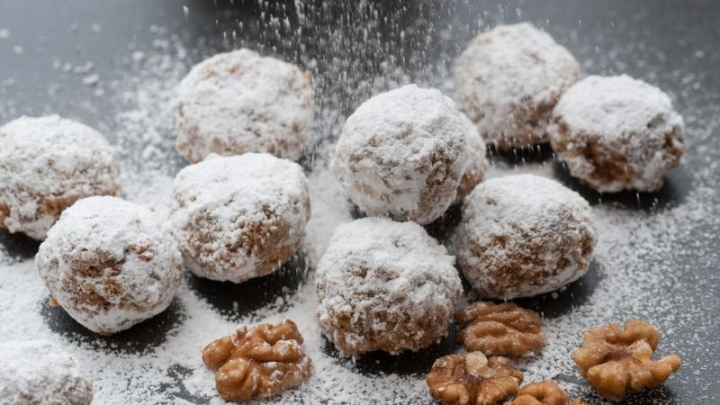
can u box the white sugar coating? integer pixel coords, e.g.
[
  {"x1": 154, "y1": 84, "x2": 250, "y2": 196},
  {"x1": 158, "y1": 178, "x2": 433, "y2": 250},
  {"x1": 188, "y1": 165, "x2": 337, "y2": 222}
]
[
  {"x1": 452, "y1": 174, "x2": 596, "y2": 299},
  {"x1": 36, "y1": 196, "x2": 183, "y2": 334},
  {"x1": 175, "y1": 48, "x2": 315, "y2": 163},
  {"x1": 1, "y1": 10, "x2": 719, "y2": 405},
  {"x1": 0, "y1": 115, "x2": 120, "y2": 240},
  {"x1": 0, "y1": 340, "x2": 93, "y2": 405},
  {"x1": 549, "y1": 75, "x2": 686, "y2": 192},
  {"x1": 455, "y1": 23, "x2": 580, "y2": 150},
  {"x1": 332, "y1": 84, "x2": 488, "y2": 225},
  {"x1": 316, "y1": 217, "x2": 462, "y2": 357},
  {"x1": 170, "y1": 153, "x2": 310, "y2": 283}
]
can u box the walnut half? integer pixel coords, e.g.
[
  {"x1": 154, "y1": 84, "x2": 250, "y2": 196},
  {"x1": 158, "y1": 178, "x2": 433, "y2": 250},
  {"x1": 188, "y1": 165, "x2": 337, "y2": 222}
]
[
  {"x1": 456, "y1": 302, "x2": 547, "y2": 357},
  {"x1": 504, "y1": 380, "x2": 591, "y2": 405},
  {"x1": 427, "y1": 351, "x2": 523, "y2": 405},
  {"x1": 202, "y1": 320, "x2": 312, "y2": 402},
  {"x1": 572, "y1": 319, "x2": 681, "y2": 401}
]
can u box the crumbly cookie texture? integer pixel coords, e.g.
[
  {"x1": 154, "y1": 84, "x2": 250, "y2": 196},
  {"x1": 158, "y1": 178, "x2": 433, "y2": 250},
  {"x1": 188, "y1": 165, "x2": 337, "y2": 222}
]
[
  {"x1": 36, "y1": 196, "x2": 183, "y2": 335},
  {"x1": 170, "y1": 153, "x2": 310, "y2": 283},
  {"x1": 455, "y1": 23, "x2": 580, "y2": 150},
  {"x1": 332, "y1": 84, "x2": 488, "y2": 225},
  {"x1": 549, "y1": 75, "x2": 685, "y2": 192},
  {"x1": 452, "y1": 174, "x2": 596, "y2": 299},
  {"x1": 202, "y1": 320, "x2": 311, "y2": 402},
  {"x1": 175, "y1": 48, "x2": 314, "y2": 163},
  {"x1": 0, "y1": 115, "x2": 120, "y2": 240},
  {"x1": 573, "y1": 319, "x2": 681, "y2": 401},
  {"x1": 456, "y1": 302, "x2": 547, "y2": 357},
  {"x1": 316, "y1": 217, "x2": 462, "y2": 357},
  {"x1": 0, "y1": 340, "x2": 93, "y2": 405},
  {"x1": 426, "y1": 352, "x2": 523, "y2": 405}
]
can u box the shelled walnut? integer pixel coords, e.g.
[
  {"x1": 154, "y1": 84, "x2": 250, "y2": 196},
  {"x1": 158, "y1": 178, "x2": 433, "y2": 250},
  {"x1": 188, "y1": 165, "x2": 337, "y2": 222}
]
[
  {"x1": 456, "y1": 302, "x2": 547, "y2": 357},
  {"x1": 202, "y1": 320, "x2": 312, "y2": 402},
  {"x1": 572, "y1": 319, "x2": 681, "y2": 401},
  {"x1": 427, "y1": 351, "x2": 523, "y2": 405},
  {"x1": 504, "y1": 380, "x2": 590, "y2": 405}
]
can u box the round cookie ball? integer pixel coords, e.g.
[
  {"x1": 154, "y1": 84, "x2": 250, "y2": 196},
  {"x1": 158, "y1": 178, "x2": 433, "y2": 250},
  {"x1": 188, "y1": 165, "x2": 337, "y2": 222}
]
[
  {"x1": 455, "y1": 23, "x2": 581, "y2": 150},
  {"x1": 0, "y1": 340, "x2": 93, "y2": 405},
  {"x1": 332, "y1": 84, "x2": 488, "y2": 225},
  {"x1": 36, "y1": 196, "x2": 183, "y2": 335},
  {"x1": 175, "y1": 48, "x2": 315, "y2": 163},
  {"x1": 452, "y1": 174, "x2": 596, "y2": 299},
  {"x1": 316, "y1": 217, "x2": 462, "y2": 357},
  {"x1": 170, "y1": 153, "x2": 310, "y2": 283},
  {"x1": 0, "y1": 115, "x2": 120, "y2": 240},
  {"x1": 549, "y1": 75, "x2": 686, "y2": 192}
]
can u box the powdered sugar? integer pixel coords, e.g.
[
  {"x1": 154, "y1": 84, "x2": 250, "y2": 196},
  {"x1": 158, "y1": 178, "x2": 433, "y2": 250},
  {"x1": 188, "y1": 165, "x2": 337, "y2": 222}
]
[
  {"x1": 0, "y1": 115, "x2": 120, "y2": 240},
  {"x1": 170, "y1": 153, "x2": 310, "y2": 283},
  {"x1": 36, "y1": 196, "x2": 183, "y2": 334},
  {"x1": 455, "y1": 23, "x2": 580, "y2": 149},
  {"x1": 175, "y1": 49, "x2": 314, "y2": 163},
  {"x1": 549, "y1": 75, "x2": 686, "y2": 192},
  {"x1": 316, "y1": 217, "x2": 462, "y2": 357},
  {"x1": 0, "y1": 340, "x2": 93, "y2": 404},
  {"x1": 332, "y1": 84, "x2": 487, "y2": 225}
]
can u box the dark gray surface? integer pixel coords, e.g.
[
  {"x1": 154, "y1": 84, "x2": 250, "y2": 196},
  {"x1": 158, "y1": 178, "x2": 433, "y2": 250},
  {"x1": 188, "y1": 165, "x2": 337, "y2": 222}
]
[{"x1": 1, "y1": 1, "x2": 718, "y2": 404}]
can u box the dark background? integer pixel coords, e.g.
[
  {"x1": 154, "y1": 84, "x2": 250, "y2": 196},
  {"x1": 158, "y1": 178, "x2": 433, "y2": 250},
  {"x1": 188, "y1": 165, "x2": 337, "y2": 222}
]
[{"x1": 1, "y1": 1, "x2": 718, "y2": 404}]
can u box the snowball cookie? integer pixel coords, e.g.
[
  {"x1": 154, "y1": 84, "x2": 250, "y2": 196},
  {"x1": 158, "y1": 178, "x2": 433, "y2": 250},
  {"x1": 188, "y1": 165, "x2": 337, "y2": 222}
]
[
  {"x1": 36, "y1": 196, "x2": 183, "y2": 335},
  {"x1": 170, "y1": 153, "x2": 310, "y2": 283},
  {"x1": 549, "y1": 75, "x2": 686, "y2": 192},
  {"x1": 332, "y1": 84, "x2": 488, "y2": 225},
  {"x1": 455, "y1": 23, "x2": 581, "y2": 150},
  {"x1": 452, "y1": 174, "x2": 596, "y2": 299},
  {"x1": 175, "y1": 48, "x2": 315, "y2": 163},
  {"x1": 0, "y1": 340, "x2": 93, "y2": 405},
  {"x1": 316, "y1": 217, "x2": 462, "y2": 357},
  {"x1": 0, "y1": 115, "x2": 120, "y2": 240}
]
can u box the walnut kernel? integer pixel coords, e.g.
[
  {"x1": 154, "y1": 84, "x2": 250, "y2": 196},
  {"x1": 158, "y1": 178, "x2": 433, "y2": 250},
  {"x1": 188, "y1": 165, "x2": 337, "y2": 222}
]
[
  {"x1": 504, "y1": 380, "x2": 591, "y2": 405},
  {"x1": 572, "y1": 319, "x2": 681, "y2": 401},
  {"x1": 426, "y1": 351, "x2": 523, "y2": 405},
  {"x1": 202, "y1": 320, "x2": 312, "y2": 402},
  {"x1": 456, "y1": 302, "x2": 547, "y2": 357}
]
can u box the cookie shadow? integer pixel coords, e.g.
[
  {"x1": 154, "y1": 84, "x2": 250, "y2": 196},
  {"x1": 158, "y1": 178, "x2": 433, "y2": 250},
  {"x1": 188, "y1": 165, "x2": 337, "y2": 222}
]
[
  {"x1": 185, "y1": 252, "x2": 309, "y2": 322},
  {"x1": 487, "y1": 142, "x2": 555, "y2": 166},
  {"x1": 40, "y1": 297, "x2": 186, "y2": 354},
  {"x1": 0, "y1": 229, "x2": 41, "y2": 262},
  {"x1": 553, "y1": 162, "x2": 690, "y2": 210},
  {"x1": 512, "y1": 259, "x2": 603, "y2": 320},
  {"x1": 320, "y1": 324, "x2": 461, "y2": 377}
]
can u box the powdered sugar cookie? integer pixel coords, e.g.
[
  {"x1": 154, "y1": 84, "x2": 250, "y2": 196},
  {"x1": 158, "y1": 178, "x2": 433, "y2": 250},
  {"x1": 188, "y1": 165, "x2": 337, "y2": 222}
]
[
  {"x1": 549, "y1": 75, "x2": 686, "y2": 192},
  {"x1": 36, "y1": 196, "x2": 183, "y2": 335},
  {"x1": 455, "y1": 23, "x2": 580, "y2": 150},
  {"x1": 0, "y1": 115, "x2": 120, "y2": 240},
  {"x1": 170, "y1": 153, "x2": 310, "y2": 283},
  {"x1": 316, "y1": 217, "x2": 462, "y2": 357},
  {"x1": 175, "y1": 49, "x2": 314, "y2": 163},
  {"x1": 332, "y1": 84, "x2": 488, "y2": 225},
  {"x1": 0, "y1": 340, "x2": 93, "y2": 405},
  {"x1": 452, "y1": 174, "x2": 596, "y2": 299}
]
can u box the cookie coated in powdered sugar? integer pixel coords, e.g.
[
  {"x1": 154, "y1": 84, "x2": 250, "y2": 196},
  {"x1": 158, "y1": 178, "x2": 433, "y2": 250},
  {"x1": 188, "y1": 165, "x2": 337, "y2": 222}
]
[
  {"x1": 452, "y1": 174, "x2": 596, "y2": 300},
  {"x1": 170, "y1": 153, "x2": 310, "y2": 283},
  {"x1": 0, "y1": 115, "x2": 120, "y2": 240},
  {"x1": 316, "y1": 217, "x2": 462, "y2": 357},
  {"x1": 175, "y1": 48, "x2": 315, "y2": 163},
  {"x1": 455, "y1": 23, "x2": 580, "y2": 150},
  {"x1": 0, "y1": 340, "x2": 93, "y2": 405},
  {"x1": 549, "y1": 75, "x2": 686, "y2": 192},
  {"x1": 332, "y1": 84, "x2": 488, "y2": 225},
  {"x1": 36, "y1": 196, "x2": 183, "y2": 335}
]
